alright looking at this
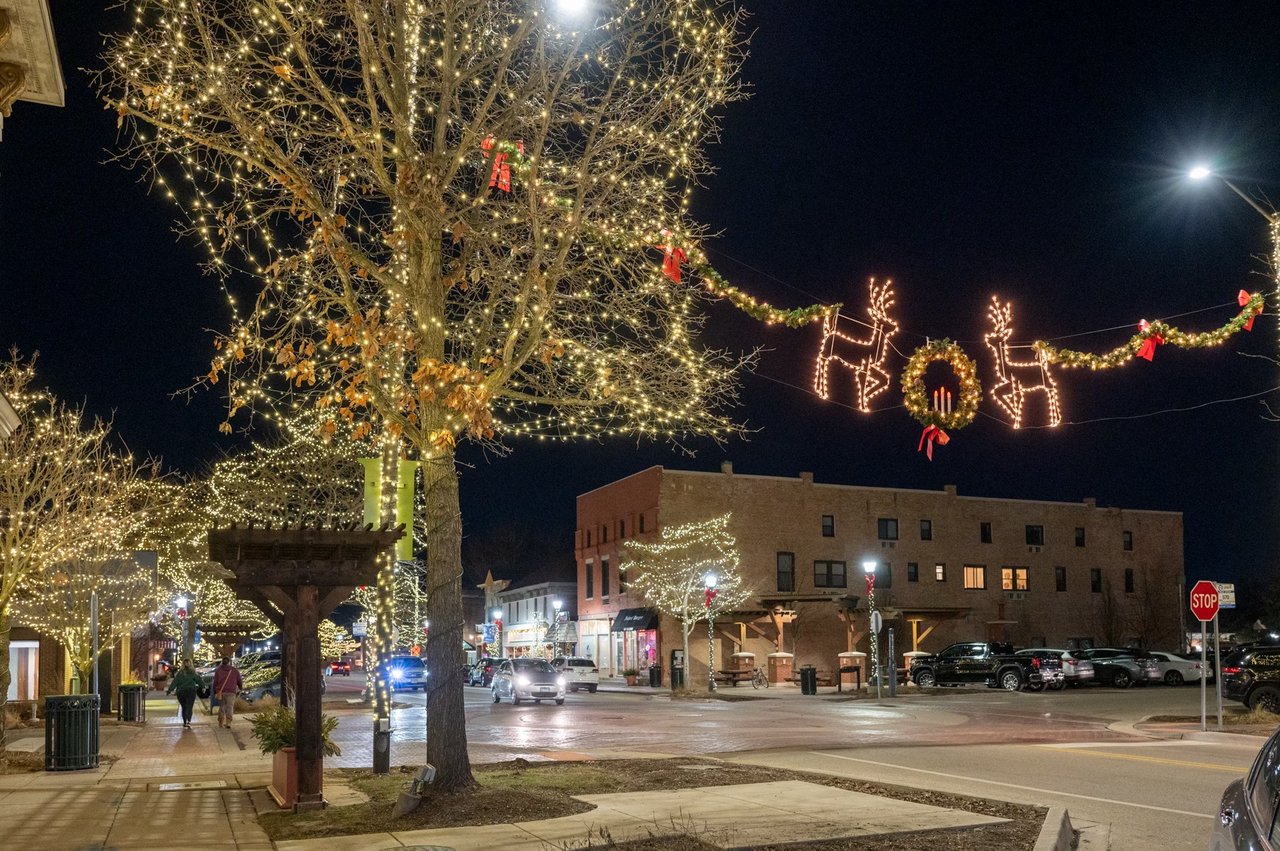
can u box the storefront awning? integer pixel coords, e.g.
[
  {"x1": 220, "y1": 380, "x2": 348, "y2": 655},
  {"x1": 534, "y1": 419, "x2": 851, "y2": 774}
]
[
  {"x1": 546, "y1": 621, "x2": 579, "y2": 643},
  {"x1": 611, "y1": 608, "x2": 659, "y2": 632}
]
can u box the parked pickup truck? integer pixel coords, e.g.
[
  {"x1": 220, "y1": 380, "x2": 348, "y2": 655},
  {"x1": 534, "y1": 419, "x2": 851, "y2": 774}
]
[{"x1": 910, "y1": 642, "x2": 1053, "y2": 691}]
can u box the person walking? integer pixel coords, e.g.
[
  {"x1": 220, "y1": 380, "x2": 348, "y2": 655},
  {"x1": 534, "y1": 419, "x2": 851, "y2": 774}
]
[
  {"x1": 211, "y1": 656, "x2": 244, "y2": 728},
  {"x1": 167, "y1": 660, "x2": 202, "y2": 728}
]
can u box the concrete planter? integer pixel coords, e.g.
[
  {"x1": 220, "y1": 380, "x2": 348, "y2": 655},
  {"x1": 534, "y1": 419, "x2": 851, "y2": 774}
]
[{"x1": 269, "y1": 747, "x2": 299, "y2": 809}]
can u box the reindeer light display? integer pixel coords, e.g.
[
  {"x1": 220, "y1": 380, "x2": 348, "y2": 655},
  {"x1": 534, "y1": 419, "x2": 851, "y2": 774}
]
[
  {"x1": 984, "y1": 297, "x2": 1062, "y2": 429},
  {"x1": 813, "y1": 279, "x2": 899, "y2": 412}
]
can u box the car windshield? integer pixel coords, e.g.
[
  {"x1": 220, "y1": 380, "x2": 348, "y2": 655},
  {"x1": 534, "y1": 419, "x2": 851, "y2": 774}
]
[
  {"x1": 514, "y1": 659, "x2": 556, "y2": 673},
  {"x1": 392, "y1": 657, "x2": 425, "y2": 669},
  {"x1": 568, "y1": 658, "x2": 593, "y2": 666}
]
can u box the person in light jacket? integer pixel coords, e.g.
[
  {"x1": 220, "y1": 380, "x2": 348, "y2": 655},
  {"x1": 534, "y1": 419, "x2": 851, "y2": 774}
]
[
  {"x1": 211, "y1": 657, "x2": 244, "y2": 728},
  {"x1": 166, "y1": 660, "x2": 202, "y2": 728}
]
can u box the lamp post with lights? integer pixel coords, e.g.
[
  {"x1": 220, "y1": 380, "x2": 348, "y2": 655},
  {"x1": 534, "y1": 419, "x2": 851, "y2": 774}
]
[
  {"x1": 862, "y1": 561, "x2": 882, "y2": 700},
  {"x1": 493, "y1": 608, "x2": 504, "y2": 659},
  {"x1": 704, "y1": 573, "x2": 718, "y2": 693}
]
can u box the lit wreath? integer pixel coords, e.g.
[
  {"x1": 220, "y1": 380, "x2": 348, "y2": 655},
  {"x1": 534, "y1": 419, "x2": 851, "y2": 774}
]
[{"x1": 900, "y1": 339, "x2": 982, "y2": 430}]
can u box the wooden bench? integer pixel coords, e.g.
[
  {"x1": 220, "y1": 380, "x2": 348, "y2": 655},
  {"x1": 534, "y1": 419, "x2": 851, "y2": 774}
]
[{"x1": 714, "y1": 669, "x2": 757, "y2": 686}]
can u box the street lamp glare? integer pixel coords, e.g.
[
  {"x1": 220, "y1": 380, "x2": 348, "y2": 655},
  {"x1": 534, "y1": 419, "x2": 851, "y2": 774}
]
[
  {"x1": 175, "y1": 596, "x2": 188, "y2": 609},
  {"x1": 1189, "y1": 165, "x2": 1212, "y2": 181},
  {"x1": 704, "y1": 573, "x2": 717, "y2": 589},
  {"x1": 493, "y1": 608, "x2": 503, "y2": 620},
  {"x1": 552, "y1": 598, "x2": 562, "y2": 610},
  {"x1": 861, "y1": 560, "x2": 877, "y2": 574},
  {"x1": 556, "y1": 0, "x2": 589, "y2": 14}
]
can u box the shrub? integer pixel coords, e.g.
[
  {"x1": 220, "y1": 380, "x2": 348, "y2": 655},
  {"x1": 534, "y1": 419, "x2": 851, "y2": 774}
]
[
  {"x1": 248, "y1": 705, "x2": 341, "y2": 757},
  {"x1": 621, "y1": 668, "x2": 640, "y2": 677}
]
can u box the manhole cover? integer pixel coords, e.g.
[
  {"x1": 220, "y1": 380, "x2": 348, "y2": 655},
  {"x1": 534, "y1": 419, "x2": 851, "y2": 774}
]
[{"x1": 152, "y1": 780, "x2": 228, "y2": 791}]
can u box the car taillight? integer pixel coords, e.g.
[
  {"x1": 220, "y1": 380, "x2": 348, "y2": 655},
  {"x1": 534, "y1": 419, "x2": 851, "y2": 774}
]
[
  {"x1": 1221, "y1": 666, "x2": 1242, "y2": 675},
  {"x1": 1031, "y1": 657, "x2": 1041, "y2": 669}
]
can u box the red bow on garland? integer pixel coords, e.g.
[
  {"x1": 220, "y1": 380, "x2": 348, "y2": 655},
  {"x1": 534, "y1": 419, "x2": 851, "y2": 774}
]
[
  {"x1": 658, "y1": 229, "x2": 687, "y2": 283},
  {"x1": 1135, "y1": 319, "x2": 1165, "y2": 361},
  {"x1": 917, "y1": 424, "x2": 950, "y2": 461},
  {"x1": 480, "y1": 135, "x2": 524, "y2": 193},
  {"x1": 1239, "y1": 290, "x2": 1261, "y2": 332}
]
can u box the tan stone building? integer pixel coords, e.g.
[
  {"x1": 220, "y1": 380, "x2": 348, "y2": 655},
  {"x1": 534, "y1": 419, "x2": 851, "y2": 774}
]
[{"x1": 576, "y1": 464, "x2": 1184, "y2": 685}]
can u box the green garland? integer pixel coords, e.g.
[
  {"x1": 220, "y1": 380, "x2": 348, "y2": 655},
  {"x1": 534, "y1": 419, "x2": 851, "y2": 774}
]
[
  {"x1": 1035, "y1": 292, "x2": 1265, "y2": 368},
  {"x1": 900, "y1": 339, "x2": 982, "y2": 430}
]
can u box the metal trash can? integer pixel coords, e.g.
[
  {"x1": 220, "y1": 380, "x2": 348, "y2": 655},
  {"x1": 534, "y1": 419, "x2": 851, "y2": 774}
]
[
  {"x1": 45, "y1": 695, "x2": 100, "y2": 771},
  {"x1": 800, "y1": 665, "x2": 817, "y2": 695},
  {"x1": 117, "y1": 685, "x2": 146, "y2": 723},
  {"x1": 670, "y1": 667, "x2": 685, "y2": 689},
  {"x1": 649, "y1": 665, "x2": 663, "y2": 687}
]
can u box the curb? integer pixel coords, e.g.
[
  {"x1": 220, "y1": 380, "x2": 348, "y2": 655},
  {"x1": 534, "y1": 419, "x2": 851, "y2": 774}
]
[
  {"x1": 1033, "y1": 806, "x2": 1075, "y2": 851},
  {"x1": 1181, "y1": 730, "x2": 1270, "y2": 746}
]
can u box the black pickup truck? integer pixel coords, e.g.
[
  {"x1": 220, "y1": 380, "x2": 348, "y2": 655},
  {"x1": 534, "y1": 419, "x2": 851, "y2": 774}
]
[{"x1": 909, "y1": 642, "x2": 1053, "y2": 691}]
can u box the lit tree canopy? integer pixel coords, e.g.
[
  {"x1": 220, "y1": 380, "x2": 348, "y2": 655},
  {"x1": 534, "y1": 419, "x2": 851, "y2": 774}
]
[{"x1": 620, "y1": 512, "x2": 750, "y2": 686}]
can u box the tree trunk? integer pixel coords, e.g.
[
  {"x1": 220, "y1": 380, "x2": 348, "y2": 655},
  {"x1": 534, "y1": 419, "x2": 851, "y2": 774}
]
[
  {"x1": 681, "y1": 618, "x2": 691, "y2": 694},
  {"x1": 0, "y1": 606, "x2": 11, "y2": 764},
  {"x1": 423, "y1": 451, "x2": 474, "y2": 791}
]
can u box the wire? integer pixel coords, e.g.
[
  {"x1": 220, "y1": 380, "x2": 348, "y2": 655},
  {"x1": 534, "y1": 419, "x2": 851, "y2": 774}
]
[
  {"x1": 978, "y1": 385, "x2": 1280, "y2": 429},
  {"x1": 750, "y1": 370, "x2": 905, "y2": 416}
]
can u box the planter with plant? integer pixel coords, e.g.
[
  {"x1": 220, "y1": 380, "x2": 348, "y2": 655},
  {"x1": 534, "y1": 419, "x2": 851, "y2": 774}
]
[
  {"x1": 622, "y1": 667, "x2": 640, "y2": 686},
  {"x1": 249, "y1": 704, "x2": 340, "y2": 808}
]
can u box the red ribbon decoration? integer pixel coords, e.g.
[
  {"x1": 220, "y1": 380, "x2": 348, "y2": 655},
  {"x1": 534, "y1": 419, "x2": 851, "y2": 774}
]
[
  {"x1": 704, "y1": 587, "x2": 717, "y2": 609},
  {"x1": 865, "y1": 573, "x2": 875, "y2": 596},
  {"x1": 480, "y1": 135, "x2": 524, "y2": 193},
  {"x1": 1239, "y1": 289, "x2": 1261, "y2": 332},
  {"x1": 1135, "y1": 319, "x2": 1165, "y2": 361},
  {"x1": 917, "y1": 425, "x2": 950, "y2": 461},
  {"x1": 658, "y1": 229, "x2": 687, "y2": 283}
]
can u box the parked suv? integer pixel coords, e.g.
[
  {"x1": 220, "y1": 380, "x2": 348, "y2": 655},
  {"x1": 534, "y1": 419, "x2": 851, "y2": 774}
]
[
  {"x1": 909, "y1": 642, "x2": 1044, "y2": 691},
  {"x1": 1221, "y1": 647, "x2": 1280, "y2": 712},
  {"x1": 1018, "y1": 648, "x2": 1095, "y2": 687},
  {"x1": 551, "y1": 657, "x2": 600, "y2": 693},
  {"x1": 1075, "y1": 648, "x2": 1160, "y2": 688}
]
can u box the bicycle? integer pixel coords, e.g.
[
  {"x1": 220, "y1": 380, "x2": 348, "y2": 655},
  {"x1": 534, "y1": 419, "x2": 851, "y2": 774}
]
[{"x1": 751, "y1": 667, "x2": 770, "y2": 689}]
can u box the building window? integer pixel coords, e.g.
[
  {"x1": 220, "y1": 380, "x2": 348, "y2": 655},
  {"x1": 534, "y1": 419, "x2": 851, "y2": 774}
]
[
  {"x1": 963, "y1": 565, "x2": 986, "y2": 590},
  {"x1": 935, "y1": 562, "x2": 947, "y2": 582},
  {"x1": 586, "y1": 529, "x2": 592, "y2": 547},
  {"x1": 619, "y1": 563, "x2": 628, "y2": 594},
  {"x1": 980, "y1": 522, "x2": 992, "y2": 544},
  {"x1": 1123, "y1": 530, "x2": 1133, "y2": 551},
  {"x1": 585, "y1": 561, "x2": 594, "y2": 599},
  {"x1": 1090, "y1": 568, "x2": 1102, "y2": 593},
  {"x1": 601, "y1": 557, "x2": 610, "y2": 598},
  {"x1": 877, "y1": 518, "x2": 899, "y2": 540},
  {"x1": 907, "y1": 562, "x2": 919, "y2": 582},
  {"x1": 814, "y1": 560, "x2": 847, "y2": 588},
  {"x1": 1055, "y1": 566, "x2": 1067, "y2": 592},
  {"x1": 876, "y1": 562, "x2": 893, "y2": 589},
  {"x1": 1025, "y1": 525, "x2": 1044, "y2": 546},
  {"x1": 601, "y1": 525, "x2": 608, "y2": 544},
  {"x1": 619, "y1": 519, "x2": 625, "y2": 538},
  {"x1": 822, "y1": 515, "x2": 835, "y2": 537},
  {"x1": 1001, "y1": 567, "x2": 1029, "y2": 591},
  {"x1": 639, "y1": 514, "x2": 646, "y2": 533},
  {"x1": 777, "y1": 552, "x2": 795, "y2": 592},
  {"x1": 920, "y1": 519, "x2": 933, "y2": 541},
  {"x1": 1124, "y1": 568, "x2": 1135, "y2": 593},
  {"x1": 1075, "y1": 527, "x2": 1085, "y2": 547}
]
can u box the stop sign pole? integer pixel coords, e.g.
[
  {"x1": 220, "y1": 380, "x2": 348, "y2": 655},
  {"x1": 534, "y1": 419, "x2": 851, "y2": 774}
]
[{"x1": 1189, "y1": 580, "x2": 1220, "y2": 731}]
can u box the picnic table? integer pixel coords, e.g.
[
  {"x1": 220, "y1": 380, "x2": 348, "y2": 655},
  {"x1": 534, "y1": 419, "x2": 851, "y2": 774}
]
[{"x1": 714, "y1": 669, "x2": 756, "y2": 686}]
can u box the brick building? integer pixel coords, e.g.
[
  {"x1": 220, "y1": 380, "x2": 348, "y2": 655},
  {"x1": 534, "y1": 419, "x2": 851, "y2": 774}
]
[{"x1": 576, "y1": 464, "x2": 1184, "y2": 684}]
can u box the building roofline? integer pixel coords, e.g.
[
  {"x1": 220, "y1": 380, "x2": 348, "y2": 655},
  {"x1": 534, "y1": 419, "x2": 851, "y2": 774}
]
[{"x1": 576, "y1": 465, "x2": 663, "y2": 500}]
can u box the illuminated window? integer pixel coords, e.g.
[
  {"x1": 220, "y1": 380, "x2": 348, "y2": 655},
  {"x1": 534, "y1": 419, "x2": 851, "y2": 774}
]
[
  {"x1": 1001, "y1": 567, "x2": 1029, "y2": 591},
  {"x1": 963, "y1": 565, "x2": 986, "y2": 590},
  {"x1": 935, "y1": 563, "x2": 947, "y2": 582}
]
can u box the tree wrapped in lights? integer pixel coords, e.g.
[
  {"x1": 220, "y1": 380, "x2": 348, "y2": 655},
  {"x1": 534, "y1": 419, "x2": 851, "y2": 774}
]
[
  {"x1": 318, "y1": 619, "x2": 358, "y2": 662},
  {"x1": 103, "y1": 0, "x2": 830, "y2": 789},
  {"x1": 620, "y1": 513, "x2": 750, "y2": 690},
  {"x1": 0, "y1": 352, "x2": 150, "y2": 758}
]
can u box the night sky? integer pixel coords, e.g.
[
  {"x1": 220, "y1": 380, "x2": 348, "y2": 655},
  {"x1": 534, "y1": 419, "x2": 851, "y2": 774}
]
[{"x1": 3, "y1": 3, "x2": 1280, "y2": 616}]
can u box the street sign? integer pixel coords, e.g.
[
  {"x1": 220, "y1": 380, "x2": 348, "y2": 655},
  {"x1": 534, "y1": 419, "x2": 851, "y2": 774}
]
[
  {"x1": 1216, "y1": 582, "x2": 1237, "y2": 609},
  {"x1": 352, "y1": 620, "x2": 367, "y2": 638},
  {"x1": 870, "y1": 611, "x2": 883, "y2": 634},
  {"x1": 1190, "y1": 580, "x2": 1219, "y2": 621},
  {"x1": 482, "y1": 624, "x2": 496, "y2": 644}
]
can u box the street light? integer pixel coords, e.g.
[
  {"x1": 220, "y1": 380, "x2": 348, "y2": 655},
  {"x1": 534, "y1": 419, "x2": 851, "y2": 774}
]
[
  {"x1": 493, "y1": 608, "x2": 504, "y2": 658},
  {"x1": 862, "y1": 560, "x2": 882, "y2": 701},
  {"x1": 1188, "y1": 164, "x2": 1277, "y2": 222},
  {"x1": 551, "y1": 599, "x2": 564, "y2": 657},
  {"x1": 555, "y1": 0, "x2": 589, "y2": 15},
  {"x1": 704, "y1": 573, "x2": 718, "y2": 693}
]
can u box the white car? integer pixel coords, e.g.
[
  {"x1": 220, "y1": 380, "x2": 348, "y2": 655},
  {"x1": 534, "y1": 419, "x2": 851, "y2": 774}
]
[
  {"x1": 552, "y1": 656, "x2": 600, "y2": 693},
  {"x1": 1148, "y1": 650, "x2": 1203, "y2": 686},
  {"x1": 1024, "y1": 648, "x2": 1095, "y2": 687}
]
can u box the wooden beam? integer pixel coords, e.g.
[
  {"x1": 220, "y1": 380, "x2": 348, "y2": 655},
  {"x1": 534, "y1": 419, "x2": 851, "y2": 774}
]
[
  {"x1": 717, "y1": 628, "x2": 742, "y2": 652},
  {"x1": 744, "y1": 623, "x2": 771, "y2": 641}
]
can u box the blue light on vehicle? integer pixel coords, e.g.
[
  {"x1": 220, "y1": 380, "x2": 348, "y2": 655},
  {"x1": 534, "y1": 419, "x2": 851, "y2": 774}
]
[{"x1": 391, "y1": 668, "x2": 404, "y2": 680}]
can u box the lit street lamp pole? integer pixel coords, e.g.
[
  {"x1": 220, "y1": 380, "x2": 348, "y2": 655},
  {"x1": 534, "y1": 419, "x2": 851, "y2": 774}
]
[
  {"x1": 552, "y1": 599, "x2": 563, "y2": 657},
  {"x1": 493, "y1": 608, "x2": 504, "y2": 658},
  {"x1": 862, "y1": 561, "x2": 881, "y2": 701},
  {"x1": 704, "y1": 573, "x2": 718, "y2": 693}
]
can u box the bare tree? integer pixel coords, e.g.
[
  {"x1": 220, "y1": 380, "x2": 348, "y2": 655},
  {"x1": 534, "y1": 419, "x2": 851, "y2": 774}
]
[{"x1": 103, "y1": 0, "x2": 829, "y2": 788}]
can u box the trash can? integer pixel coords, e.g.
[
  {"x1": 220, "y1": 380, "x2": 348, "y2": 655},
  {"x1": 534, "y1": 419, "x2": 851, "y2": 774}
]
[
  {"x1": 649, "y1": 665, "x2": 663, "y2": 687},
  {"x1": 44, "y1": 694, "x2": 100, "y2": 771},
  {"x1": 800, "y1": 665, "x2": 817, "y2": 695},
  {"x1": 670, "y1": 667, "x2": 685, "y2": 689},
  {"x1": 117, "y1": 684, "x2": 146, "y2": 723}
]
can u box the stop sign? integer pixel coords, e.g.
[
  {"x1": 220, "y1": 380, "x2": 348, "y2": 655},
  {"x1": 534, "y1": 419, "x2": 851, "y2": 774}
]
[{"x1": 1189, "y1": 580, "x2": 1220, "y2": 621}]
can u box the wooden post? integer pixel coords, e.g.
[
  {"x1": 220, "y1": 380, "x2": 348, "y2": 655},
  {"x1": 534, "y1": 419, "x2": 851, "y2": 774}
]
[{"x1": 294, "y1": 584, "x2": 324, "y2": 811}]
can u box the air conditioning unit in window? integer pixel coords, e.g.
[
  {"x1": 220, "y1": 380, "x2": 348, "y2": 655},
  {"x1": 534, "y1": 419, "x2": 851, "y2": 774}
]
[
  {"x1": 881, "y1": 541, "x2": 895, "y2": 549},
  {"x1": 1028, "y1": 546, "x2": 1041, "y2": 553},
  {"x1": 1004, "y1": 591, "x2": 1026, "y2": 601}
]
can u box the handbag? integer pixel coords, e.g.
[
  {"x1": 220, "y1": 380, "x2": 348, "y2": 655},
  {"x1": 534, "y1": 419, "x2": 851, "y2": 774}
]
[{"x1": 198, "y1": 684, "x2": 210, "y2": 699}]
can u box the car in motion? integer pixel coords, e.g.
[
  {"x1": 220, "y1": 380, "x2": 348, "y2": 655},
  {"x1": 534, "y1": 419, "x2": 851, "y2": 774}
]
[
  {"x1": 387, "y1": 655, "x2": 428, "y2": 691},
  {"x1": 1211, "y1": 725, "x2": 1280, "y2": 850},
  {"x1": 551, "y1": 656, "x2": 600, "y2": 693},
  {"x1": 329, "y1": 658, "x2": 352, "y2": 676},
  {"x1": 492, "y1": 658, "x2": 566, "y2": 705}
]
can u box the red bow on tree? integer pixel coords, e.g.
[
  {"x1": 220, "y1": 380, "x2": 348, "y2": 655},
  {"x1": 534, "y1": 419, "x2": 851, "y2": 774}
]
[
  {"x1": 1136, "y1": 319, "x2": 1165, "y2": 361},
  {"x1": 1239, "y1": 290, "x2": 1261, "y2": 332},
  {"x1": 658, "y1": 229, "x2": 687, "y2": 283},
  {"x1": 917, "y1": 424, "x2": 950, "y2": 461},
  {"x1": 480, "y1": 135, "x2": 524, "y2": 193}
]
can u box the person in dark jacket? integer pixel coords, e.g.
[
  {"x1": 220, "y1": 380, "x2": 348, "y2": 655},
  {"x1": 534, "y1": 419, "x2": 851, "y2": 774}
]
[
  {"x1": 166, "y1": 660, "x2": 202, "y2": 728},
  {"x1": 211, "y1": 657, "x2": 244, "y2": 728}
]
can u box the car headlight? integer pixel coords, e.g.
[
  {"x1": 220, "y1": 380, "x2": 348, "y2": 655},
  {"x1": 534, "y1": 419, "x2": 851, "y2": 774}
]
[
  {"x1": 391, "y1": 669, "x2": 404, "y2": 680},
  {"x1": 516, "y1": 676, "x2": 531, "y2": 687},
  {"x1": 557, "y1": 677, "x2": 566, "y2": 687}
]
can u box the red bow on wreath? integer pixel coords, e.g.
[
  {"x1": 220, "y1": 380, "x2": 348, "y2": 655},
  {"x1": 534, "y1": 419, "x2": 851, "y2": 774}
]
[
  {"x1": 480, "y1": 135, "x2": 524, "y2": 193},
  {"x1": 917, "y1": 424, "x2": 950, "y2": 461},
  {"x1": 657, "y1": 229, "x2": 686, "y2": 283},
  {"x1": 1135, "y1": 319, "x2": 1165, "y2": 362},
  {"x1": 1239, "y1": 290, "x2": 1262, "y2": 332}
]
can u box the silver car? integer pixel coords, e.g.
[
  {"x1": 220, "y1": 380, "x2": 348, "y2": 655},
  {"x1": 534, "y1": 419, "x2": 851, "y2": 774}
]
[
  {"x1": 1211, "y1": 727, "x2": 1280, "y2": 850},
  {"x1": 492, "y1": 658, "x2": 566, "y2": 705},
  {"x1": 387, "y1": 655, "x2": 428, "y2": 691}
]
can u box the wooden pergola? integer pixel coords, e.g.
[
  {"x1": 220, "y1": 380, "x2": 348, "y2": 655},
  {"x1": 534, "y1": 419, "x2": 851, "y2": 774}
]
[{"x1": 208, "y1": 522, "x2": 403, "y2": 811}]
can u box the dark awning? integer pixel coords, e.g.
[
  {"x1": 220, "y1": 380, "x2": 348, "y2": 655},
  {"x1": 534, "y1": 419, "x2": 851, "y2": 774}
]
[{"x1": 611, "y1": 608, "x2": 659, "y2": 632}]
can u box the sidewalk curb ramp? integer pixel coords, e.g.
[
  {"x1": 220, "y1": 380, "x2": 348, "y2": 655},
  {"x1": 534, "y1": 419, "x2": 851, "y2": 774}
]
[{"x1": 1033, "y1": 806, "x2": 1075, "y2": 851}]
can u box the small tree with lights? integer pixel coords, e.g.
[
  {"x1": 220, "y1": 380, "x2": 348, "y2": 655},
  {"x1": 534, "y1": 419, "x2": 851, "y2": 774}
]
[
  {"x1": 103, "y1": 0, "x2": 831, "y2": 789},
  {"x1": 620, "y1": 513, "x2": 750, "y2": 691}
]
